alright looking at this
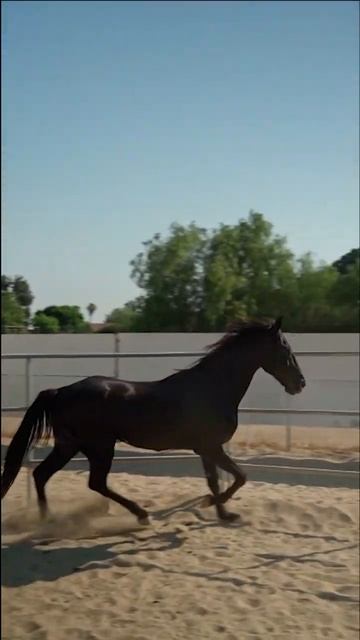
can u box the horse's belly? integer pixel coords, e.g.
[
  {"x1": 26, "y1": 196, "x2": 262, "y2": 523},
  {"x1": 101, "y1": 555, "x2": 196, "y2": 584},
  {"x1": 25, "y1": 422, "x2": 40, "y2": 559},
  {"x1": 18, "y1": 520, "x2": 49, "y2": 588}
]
[
  {"x1": 118, "y1": 420, "x2": 193, "y2": 451},
  {"x1": 122, "y1": 432, "x2": 190, "y2": 451}
]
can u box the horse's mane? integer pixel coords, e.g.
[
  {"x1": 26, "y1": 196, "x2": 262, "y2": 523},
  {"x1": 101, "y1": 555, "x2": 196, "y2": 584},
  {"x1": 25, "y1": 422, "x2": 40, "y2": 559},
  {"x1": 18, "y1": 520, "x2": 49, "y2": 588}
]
[
  {"x1": 167, "y1": 318, "x2": 275, "y2": 375},
  {"x1": 192, "y1": 318, "x2": 273, "y2": 368},
  {"x1": 170, "y1": 318, "x2": 274, "y2": 375},
  {"x1": 207, "y1": 318, "x2": 272, "y2": 351}
]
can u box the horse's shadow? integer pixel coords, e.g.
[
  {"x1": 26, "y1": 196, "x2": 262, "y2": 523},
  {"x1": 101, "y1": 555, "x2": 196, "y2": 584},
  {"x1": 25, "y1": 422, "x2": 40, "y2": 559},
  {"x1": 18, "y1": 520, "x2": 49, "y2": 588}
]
[
  {"x1": 3, "y1": 496, "x2": 352, "y2": 598},
  {"x1": 1, "y1": 541, "x2": 117, "y2": 587},
  {"x1": 1, "y1": 497, "x2": 248, "y2": 588},
  {"x1": 1, "y1": 528, "x2": 185, "y2": 588}
]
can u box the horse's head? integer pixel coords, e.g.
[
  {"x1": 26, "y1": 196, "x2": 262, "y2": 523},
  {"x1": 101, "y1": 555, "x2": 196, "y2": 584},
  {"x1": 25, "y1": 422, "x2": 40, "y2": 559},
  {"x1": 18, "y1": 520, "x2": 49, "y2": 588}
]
[{"x1": 262, "y1": 317, "x2": 306, "y2": 395}]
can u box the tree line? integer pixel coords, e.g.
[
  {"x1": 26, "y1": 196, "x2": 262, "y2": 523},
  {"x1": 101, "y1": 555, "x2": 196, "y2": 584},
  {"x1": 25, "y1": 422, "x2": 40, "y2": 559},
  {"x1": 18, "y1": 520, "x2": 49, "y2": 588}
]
[
  {"x1": 1, "y1": 283, "x2": 97, "y2": 334},
  {"x1": 2, "y1": 212, "x2": 359, "y2": 333}
]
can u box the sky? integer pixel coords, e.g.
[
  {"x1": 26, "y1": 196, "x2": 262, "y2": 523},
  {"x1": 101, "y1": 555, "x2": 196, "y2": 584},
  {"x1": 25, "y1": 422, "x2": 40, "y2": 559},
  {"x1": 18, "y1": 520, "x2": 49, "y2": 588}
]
[{"x1": 2, "y1": 0, "x2": 359, "y2": 322}]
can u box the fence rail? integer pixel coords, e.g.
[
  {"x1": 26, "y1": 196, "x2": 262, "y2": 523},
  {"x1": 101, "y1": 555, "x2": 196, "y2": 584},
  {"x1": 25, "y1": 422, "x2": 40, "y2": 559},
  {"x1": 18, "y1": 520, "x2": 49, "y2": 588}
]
[
  {"x1": 2, "y1": 350, "x2": 359, "y2": 359},
  {"x1": 2, "y1": 405, "x2": 358, "y2": 417},
  {"x1": 2, "y1": 348, "x2": 359, "y2": 502},
  {"x1": 2, "y1": 350, "x2": 359, "y2": 418}
]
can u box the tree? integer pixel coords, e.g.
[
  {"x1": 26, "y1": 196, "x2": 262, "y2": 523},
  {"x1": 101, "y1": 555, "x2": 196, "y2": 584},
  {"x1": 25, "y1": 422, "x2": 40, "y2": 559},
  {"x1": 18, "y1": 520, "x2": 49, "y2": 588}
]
[
  {"x1": 129, "y1": 212, "x2": 299, "y2": 331},
  {"x1": 32, "y1": 312, "x2": 60, "y2": 333},
  {"x1": 333, "y1": 248, "x2": 360, "y2": 275},
  {"x1": 104, "y1": 305, "x2": 139, "y2": 332},
  {"x1": 126, "y1": 213, "x2": 359, "y2": 332},
  {"x1": 202, "y1": 211, "x2": 297, "y2": 329},
  {"x1": 12, "y1": 275, "x2": 34, "y2": 310},
  {"x1": 1, "y1": 291, "x2": 27, "y2": 333},
  {"x1": 331, "y1": 260, "x2": 359, "y2": 306},
  {"x1": 290, "y1": 254, "x2": 340, "y2": 331},
  {"x1": 130, "y1": 222, "x2": 208, "y2": 330},
  {"x1": 329, "y1": 260, "x2": 360, "y2": 331},
  {"x1": 1, "y1": 274, "x2": 34, "y2": 327},
  {"x1": 86, "y1": 303, "x2": 97, "y2": 322},
  {"x1": 1, "y1": 275, "x2": 12, "y2": 292},
  {"x1": 37, "y1": 305, "x2": 90, "y2": 333}
]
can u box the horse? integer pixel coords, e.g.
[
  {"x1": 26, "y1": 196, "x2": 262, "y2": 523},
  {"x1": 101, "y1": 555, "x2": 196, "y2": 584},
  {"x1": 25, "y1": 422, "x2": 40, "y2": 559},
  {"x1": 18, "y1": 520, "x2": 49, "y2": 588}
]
[{"x1": 1, "y1": 317, "x2": 305, "y2": 523}]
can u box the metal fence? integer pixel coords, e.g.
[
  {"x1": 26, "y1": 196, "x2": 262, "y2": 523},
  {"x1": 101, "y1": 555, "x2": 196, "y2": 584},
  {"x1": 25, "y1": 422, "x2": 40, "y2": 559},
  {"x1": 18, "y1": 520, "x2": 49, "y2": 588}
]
[
  {"x1": 2, "y1": 349, "x2": 359, "y2": 502},
  {"x1": 2, "y1": 348, "x2": 359, "y2": 434}
]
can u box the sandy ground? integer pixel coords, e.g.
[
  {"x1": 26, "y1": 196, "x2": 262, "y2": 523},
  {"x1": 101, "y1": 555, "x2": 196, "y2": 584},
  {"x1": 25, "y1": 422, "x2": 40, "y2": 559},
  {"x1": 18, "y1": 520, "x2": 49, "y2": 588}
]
[
  {"x1": 2, "y1": 416, "x2": 359, "y2": 459},
  {"x1": 2, "y1": 468, "x2": 359, "y2": 640}
]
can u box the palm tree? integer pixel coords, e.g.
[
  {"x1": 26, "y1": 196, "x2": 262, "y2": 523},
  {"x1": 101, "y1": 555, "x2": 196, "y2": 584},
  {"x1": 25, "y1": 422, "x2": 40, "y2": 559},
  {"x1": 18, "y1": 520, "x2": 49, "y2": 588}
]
[{"x1": 86, "y1": 303, "x2": 97, "y2": 322}]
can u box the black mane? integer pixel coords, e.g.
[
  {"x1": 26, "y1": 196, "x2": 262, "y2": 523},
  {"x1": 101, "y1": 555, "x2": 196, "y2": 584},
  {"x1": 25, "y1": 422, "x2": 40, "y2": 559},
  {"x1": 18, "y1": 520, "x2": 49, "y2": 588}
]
[{"x1": 206, "y1": 318, "x2": 273, "y2": 355}]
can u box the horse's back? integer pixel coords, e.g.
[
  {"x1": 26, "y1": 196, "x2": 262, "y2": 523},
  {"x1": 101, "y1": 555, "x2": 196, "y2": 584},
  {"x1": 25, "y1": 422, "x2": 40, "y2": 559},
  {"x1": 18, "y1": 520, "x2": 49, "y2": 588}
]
[{"x1": 57, "y1": 375, "x2": 152, "y2": 397}]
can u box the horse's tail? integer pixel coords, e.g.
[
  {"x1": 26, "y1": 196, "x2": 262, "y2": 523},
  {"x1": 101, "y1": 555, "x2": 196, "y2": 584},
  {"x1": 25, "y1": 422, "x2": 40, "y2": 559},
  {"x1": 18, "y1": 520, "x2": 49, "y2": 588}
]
[{"x1": 1, "y1": 389, "x2": 57, "y2": 499}]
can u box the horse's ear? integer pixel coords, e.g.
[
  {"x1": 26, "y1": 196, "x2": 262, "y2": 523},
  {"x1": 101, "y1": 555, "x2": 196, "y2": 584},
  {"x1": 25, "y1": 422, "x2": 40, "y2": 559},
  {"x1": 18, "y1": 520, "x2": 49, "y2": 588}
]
[{"x1": 271, "y1": 316, "x2": 283, "y2": 333}]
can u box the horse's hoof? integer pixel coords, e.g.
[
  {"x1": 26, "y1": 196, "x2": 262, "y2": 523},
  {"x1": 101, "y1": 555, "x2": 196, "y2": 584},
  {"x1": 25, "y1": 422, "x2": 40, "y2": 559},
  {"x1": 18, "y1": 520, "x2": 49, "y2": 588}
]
[
  {"x1": 138, "y1": 515, "x2": 151, "y2": 526},
  {"x1": 200, "y1": 494, "x2": 215, "y2": 508},
  {"x1": 219, "y1": 511, "x2": 240, "y2": 523}
]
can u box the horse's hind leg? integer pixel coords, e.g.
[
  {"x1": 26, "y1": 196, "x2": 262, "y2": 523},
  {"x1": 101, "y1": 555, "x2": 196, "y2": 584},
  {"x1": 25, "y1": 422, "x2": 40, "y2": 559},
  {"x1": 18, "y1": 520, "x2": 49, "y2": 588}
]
[
  {"x1": 33, "y1": 444, "x2": 78, "y2": 519},
  {"x1": 85, "y1": 445, "x2": 150, "y2": 525}
]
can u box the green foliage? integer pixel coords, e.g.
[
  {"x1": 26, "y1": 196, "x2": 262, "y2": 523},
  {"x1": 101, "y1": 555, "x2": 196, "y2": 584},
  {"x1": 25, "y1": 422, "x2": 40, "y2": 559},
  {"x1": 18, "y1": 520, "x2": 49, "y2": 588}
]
[
  {"x1": 1, "y1": 276, "x2": 12, "y2": 292},
  {"x1": 1, "y1": 291, "x2": 27, "y2": 333},
  {"x1": 130, "y1": 223, "x2": 208, "y2": 330},
  {"x1": 103, "y1": 305, "x2": 140, "y2": 332},
  {"x1": 1, "y1": 275, "x2": 34, "y2": 329},
  {"x1": 202, "y1": 211, "x2": 297, "y2": 329},
  {"x1": 333, "y1": 248, "x2": 360, "y2": 275},
  {"x1": 117, "y1": 215, "x2": 359, "y2": 332},
  {"x1": 32, "y1": 312, "x2": 60, "y2": 333},
  {"x1": 329, "y1": 260, "x2": 360, "y2": 331},
  {"x1": 36, "y1": 305, "x2": 90, "y2": 333},
  {"x1": 12, "y1": 276, "x2": 34, "y2": 310},
  {"x1": 4, "y1": 221, "x2": 358, "y2": 335},
  {"x1": 284, "y1": 254, "x2": 337, "y2": 330},
  {"x1": 128, "y1": 212, "x2": 299, "y2": 331}
]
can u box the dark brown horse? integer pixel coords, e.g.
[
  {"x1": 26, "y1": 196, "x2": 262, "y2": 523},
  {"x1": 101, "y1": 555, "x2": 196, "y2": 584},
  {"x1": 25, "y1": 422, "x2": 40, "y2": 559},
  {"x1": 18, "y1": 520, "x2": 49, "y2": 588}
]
[{"x1": 1, "y1": 318, "x2": 305, "y2": 523}]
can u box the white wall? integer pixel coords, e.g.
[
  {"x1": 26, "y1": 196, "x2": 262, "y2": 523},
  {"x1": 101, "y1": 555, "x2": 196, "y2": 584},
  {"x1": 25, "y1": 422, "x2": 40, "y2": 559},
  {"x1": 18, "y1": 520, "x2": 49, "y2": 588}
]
[{"x1": 1, "y1": 333, "x2": 359, "y2": 427}]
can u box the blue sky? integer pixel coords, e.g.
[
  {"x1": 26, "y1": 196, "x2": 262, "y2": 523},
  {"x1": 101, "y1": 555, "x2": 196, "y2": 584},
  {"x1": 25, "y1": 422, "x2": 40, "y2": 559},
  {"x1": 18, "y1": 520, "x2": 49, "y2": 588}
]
[{"x1": 2, "y1": 0, "x2": 358, "y2": 322}]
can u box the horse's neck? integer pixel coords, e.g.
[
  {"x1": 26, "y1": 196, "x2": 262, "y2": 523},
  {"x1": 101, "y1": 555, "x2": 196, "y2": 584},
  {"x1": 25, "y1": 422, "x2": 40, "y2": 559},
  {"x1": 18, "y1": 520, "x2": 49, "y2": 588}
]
[{"x1": 195, "y1": 344, "x2": 260, "y2": 408}]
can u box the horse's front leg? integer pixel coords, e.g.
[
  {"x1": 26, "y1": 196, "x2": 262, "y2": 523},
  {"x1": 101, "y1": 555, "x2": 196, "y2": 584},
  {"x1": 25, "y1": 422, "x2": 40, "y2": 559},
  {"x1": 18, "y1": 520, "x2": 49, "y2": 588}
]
[
  {"x1": 200, "y1": 446, "x2": 246, "y2": 502},
  {"x1": 215, "y1": 446, "x2": 247, "y2": 504},
  {"x1": 200, "y1": 455, "x2": 240, "y2": 521}
]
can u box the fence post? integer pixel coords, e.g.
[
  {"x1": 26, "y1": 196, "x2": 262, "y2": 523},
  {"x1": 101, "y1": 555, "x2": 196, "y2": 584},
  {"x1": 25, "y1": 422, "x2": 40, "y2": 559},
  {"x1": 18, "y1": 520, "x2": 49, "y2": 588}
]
[
  {"x1": 285, "y1": 395, "x2": 292, "y2": 452},
  {"x1": 25, "y1": 356, "x2": 31, "y2": 407},
  {"x1": 114, "y1": 334, "x2": 120, "y2": 378},
  {"x1": 25, "y1": 357, "x2": 33, "y2": 504}
]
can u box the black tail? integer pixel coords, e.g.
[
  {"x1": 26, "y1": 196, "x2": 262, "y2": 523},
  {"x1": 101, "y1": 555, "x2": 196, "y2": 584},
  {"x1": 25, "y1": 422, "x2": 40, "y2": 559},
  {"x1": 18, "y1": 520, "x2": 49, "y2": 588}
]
[{"x1": 1, "y1": 389, "x2": 57, "y2": 499}]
